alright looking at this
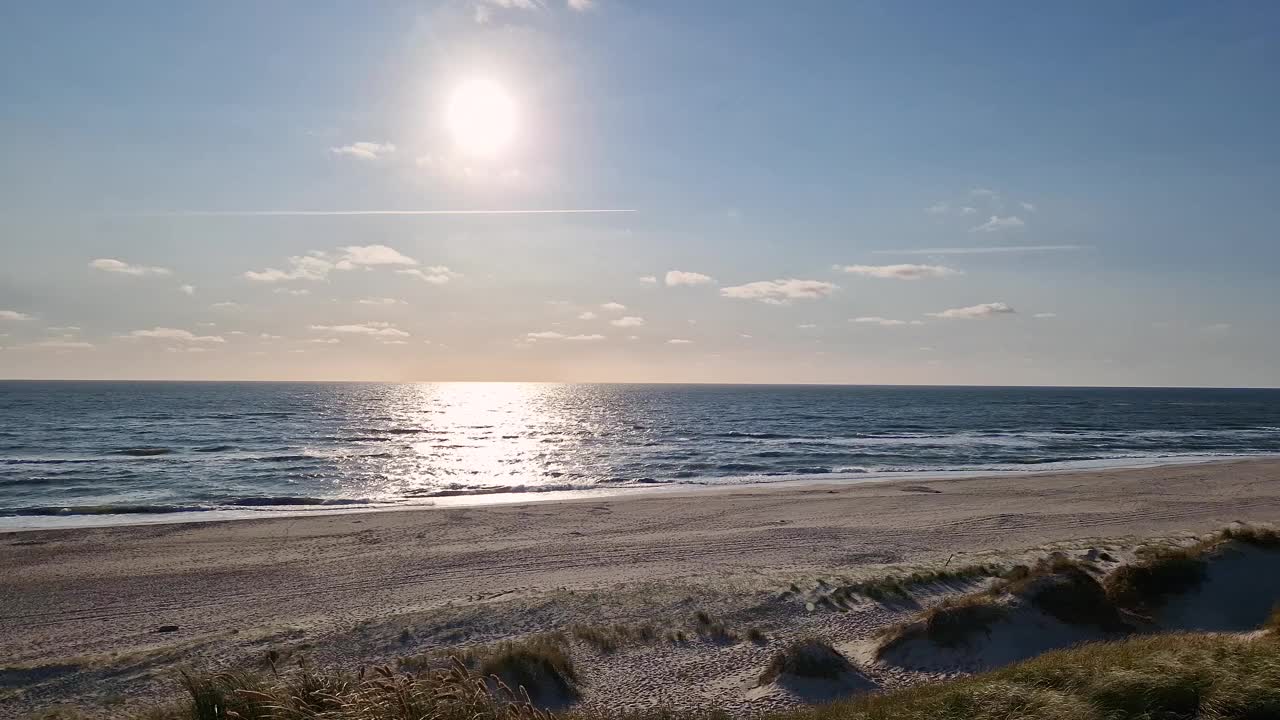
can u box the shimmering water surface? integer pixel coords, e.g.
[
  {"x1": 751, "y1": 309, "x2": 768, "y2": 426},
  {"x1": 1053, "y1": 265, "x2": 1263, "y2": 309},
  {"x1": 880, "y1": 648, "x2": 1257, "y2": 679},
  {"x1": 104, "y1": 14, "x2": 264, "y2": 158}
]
[{"x1": 3, "y1": 382, "x2": 1279, "y2": 527}]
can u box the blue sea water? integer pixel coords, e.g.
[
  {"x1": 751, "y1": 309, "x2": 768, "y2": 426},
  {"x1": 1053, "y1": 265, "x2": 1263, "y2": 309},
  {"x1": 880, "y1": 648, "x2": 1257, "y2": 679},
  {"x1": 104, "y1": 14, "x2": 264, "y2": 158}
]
[{"x1": 2, "y1": 382, "x2": 1279, "y2": 528}]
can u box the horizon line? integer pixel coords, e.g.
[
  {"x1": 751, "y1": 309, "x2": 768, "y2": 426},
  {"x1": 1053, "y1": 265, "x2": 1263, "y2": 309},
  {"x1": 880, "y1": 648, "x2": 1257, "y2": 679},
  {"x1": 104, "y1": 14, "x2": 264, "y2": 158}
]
[{"x1": 129, "y1": 209, "x2": 639, "y2": 217}]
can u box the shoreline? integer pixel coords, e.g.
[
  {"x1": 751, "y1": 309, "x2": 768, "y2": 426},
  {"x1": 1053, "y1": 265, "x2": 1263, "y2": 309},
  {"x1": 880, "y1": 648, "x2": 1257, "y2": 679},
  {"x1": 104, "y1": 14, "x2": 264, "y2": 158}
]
[{"x1": 3, "y1": 452, "x2": 1274, "y2": 533}]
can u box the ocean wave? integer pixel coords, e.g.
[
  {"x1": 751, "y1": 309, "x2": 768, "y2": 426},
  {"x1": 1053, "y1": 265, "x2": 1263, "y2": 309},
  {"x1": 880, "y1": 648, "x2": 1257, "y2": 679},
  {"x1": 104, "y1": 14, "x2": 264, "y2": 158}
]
[
  {"x1": 193, "y1": 444, "x2": 238, "y2": 453},
  {"x1": 2, "y1": 504, "x2": 214, "y2": 517},
  {"x1": 226, "y1": 496, "x2": 375, "y2": 507},
  {"x1": 109, "y1": 447, "x2": 174, "y2": 457}
]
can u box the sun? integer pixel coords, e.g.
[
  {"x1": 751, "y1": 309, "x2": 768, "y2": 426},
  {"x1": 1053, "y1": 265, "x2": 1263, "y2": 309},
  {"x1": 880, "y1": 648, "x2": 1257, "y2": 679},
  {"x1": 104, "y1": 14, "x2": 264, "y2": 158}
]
[{"x1": 445, "y1": 78, "x2": 518, "y2": 158}]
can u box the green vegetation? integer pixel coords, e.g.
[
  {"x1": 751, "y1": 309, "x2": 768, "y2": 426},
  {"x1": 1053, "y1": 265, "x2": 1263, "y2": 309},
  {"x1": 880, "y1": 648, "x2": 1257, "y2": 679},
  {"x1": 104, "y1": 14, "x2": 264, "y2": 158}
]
[
  {"x1": 837, "y1": 564, "x2": 1004, "y2": 602},
  {"x1": 876, "y1": 594, "x2": 1008, "y2": 656},
  {"x1": 994, "y1": 556, "x2": 1129, "y2": 631}
]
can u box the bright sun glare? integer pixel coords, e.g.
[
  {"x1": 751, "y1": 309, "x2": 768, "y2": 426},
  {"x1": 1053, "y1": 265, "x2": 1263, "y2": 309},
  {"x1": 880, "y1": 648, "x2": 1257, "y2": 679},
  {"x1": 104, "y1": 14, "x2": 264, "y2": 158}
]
[{"x1": 446, "y1": 78, "x2": 518, "y2": 158}]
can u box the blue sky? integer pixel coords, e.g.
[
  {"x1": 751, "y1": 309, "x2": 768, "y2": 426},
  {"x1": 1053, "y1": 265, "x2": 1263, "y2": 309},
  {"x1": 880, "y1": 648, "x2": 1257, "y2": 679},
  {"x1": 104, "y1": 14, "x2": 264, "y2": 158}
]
[{"x1": 1, "y1": 1, "x2": 1277, "y2": 385}]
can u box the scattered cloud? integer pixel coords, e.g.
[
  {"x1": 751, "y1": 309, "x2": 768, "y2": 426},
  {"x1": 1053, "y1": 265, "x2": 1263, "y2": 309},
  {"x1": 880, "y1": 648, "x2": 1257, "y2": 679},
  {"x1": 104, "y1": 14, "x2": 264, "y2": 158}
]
[
  {"x1": 834, "y1": 263, "x2": 960, "y2": 280},
  {"x1": 927, "y1": 302, "x2": 1016, "y2": 319},
  {"x1": 720, "y1": 279, "x2": 837, "y2": 305},
  {"x1": 739, "y1": 333, "x2": 753, "y2": 339},
  {"x1": 275, "y1": 288, "x2": 311, "y2": 296},
  {"x1": 358, "y1": 297, "x2": 407, "y2": 306},
  {"x1": 380, "y1": 339, "x2": 409, "y2": 345},
  {"x1": 567, "y1": 0, "x2": 594, "y2": 9},
  {"x1": 526, "y1": 331, "x2": 606, "y2": 341},
  {"x1": 971, "y1": 215, "x2": 1025, "y2": 232},
  {"x1": 46, "y1": 326, "x2": 81, "y2": 333},
  {"x1": 259, "y1": 333, "x2": 283, "y2": 340},
  {"x1": 638, "y1": 275, "x2": 658, "y2": 284},
  {"x1": 797, "y1": 323, "x2": 817, "y2": 329},
  {"x1": 1021, "y1": 202, "x2": 1037, "y2": 212},
  {"x1": 665, "y1": 270, "x2": 714, "y2": 286},
  {"x1": 578, "y1": 311, "x2": 598, "y2": 320},
  {"x1": 211, "y1": 301, "x2": 241, "y2": 309},
  {"x1": 667, "y1": 339, "x2": 693, "y2": 345},
  {"x1": 851, "y1": 316, "x2": 923, "y2": 326},
  {"x1": 126, "y1": 327, "x2": 226, "y2": 343},
  {"x1": 33, "y1": 339, "x2": 94, "y2": 349},
  {"x1": 337, "y1": 244, "x2": 417, "y2": 268},
  {"x1": 244, "y1": 254, "x2": 334, "y2": 282},
  {"x1": 309, "y1": 338, "x2": 341, "y2": 344},
  {"x1": 960, "y1": 206, "x2": 977, "y2": 215},
  {"x1": 331, "y1": 141, "x2": 396, "y2": 160},
  {"x1": 0, "y1": 310, "x2": 31, "y2": 321},
  {"x1": 970, "y1": 188, "x2": 1000, "y2": 198},
  {"x1": 90, "y1": 258, "x2": 172, "y2": 276},
  {"x1": 600, "y1": 302, "x2": 626, "y2": 312},
  {"x1": 610, "y1": 316, "x2": 645, "y2": 327},
  {"x1": 926, "y1": 202, "x2": 949, "y2": 214},
  {"x1": 1033, "y1": 312, "x2": 1058, "y2": 319},
  {"x1": 180, "y1": 284, "x2": 195, "y2": 296},
  {"x1": 309, "y1": 322, "x2": 410, "y2": 337},
  {"x1": 397, "y1": 266, "x2": 461, "y2": 284},
  {"x1": 873, "y1": 245, "x2": 1084, "y2": 256}
]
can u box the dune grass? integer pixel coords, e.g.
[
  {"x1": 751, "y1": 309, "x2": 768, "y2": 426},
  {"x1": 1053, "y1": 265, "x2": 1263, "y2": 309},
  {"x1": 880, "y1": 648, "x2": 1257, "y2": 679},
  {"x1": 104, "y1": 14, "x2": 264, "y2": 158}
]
[
  {"x1": 994, "y1": 556, "x2": 1129, "y2": 631},
  {"x1": 876, "y1": 594, "x2": 1008, "y2": 657},
  {"x1": 758, "y1": 640, "x2": 855, "y2": 685}
]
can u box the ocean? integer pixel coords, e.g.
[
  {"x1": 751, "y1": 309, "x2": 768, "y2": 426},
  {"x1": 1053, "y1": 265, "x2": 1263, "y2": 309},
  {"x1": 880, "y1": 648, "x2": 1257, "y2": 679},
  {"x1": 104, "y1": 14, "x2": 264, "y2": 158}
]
[{"x1": 2, "y1": 382, "x2": 1279, "y2": 529}]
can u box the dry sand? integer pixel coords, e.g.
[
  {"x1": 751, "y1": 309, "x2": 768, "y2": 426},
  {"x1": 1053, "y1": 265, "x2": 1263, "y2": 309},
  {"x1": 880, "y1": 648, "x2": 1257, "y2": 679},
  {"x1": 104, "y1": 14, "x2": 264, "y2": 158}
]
[{"x1": 4, "y1": 458, "x2": 1280, "y2": 716}]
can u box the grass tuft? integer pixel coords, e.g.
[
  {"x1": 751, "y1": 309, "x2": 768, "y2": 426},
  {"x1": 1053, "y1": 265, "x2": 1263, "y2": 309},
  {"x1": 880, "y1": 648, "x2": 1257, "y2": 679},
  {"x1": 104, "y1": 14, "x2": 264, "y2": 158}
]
[{"x1": 758, "y1": 639, "x2": 855, "y2": 685}]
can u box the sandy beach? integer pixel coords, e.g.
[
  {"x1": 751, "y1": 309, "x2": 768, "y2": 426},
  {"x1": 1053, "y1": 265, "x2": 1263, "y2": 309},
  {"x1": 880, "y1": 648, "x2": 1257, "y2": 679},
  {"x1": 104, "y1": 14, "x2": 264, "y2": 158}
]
[{"x1": 5, "y1": 458, "x2": 1280, "y2": 716}]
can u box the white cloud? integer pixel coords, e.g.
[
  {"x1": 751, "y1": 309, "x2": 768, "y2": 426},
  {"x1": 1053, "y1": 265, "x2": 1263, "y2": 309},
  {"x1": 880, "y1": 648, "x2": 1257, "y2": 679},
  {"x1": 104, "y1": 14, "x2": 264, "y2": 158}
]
[
  {"x1": 259, "y1": 333, "x2": 283, "y2": 340},
  {"x1": 720, "y1": 279, "x2": 837, "y2": 305},
  {"x1": 927, "y1": 302, "x2": 1016, "y2": 319},
  {"x1": 244, "y1": 254, "x2": 333, "y2": 282},
  {"x1": 834, "y1": 263, "x2": 960, "y2": 280},
  {"x1": 227, "y1": 331, "x2": 246, "y2": 336},
  {"x1": 567, "y1": 0, "x2": 594, "y2": 9},
  {"x1": 0, "y1": 310, "x2": 31, "y2": 321},
  {"x1": 971, "y1": 215, "x2": 1025, "y2": 232},
  {"x1": 851, "y1": 316, "x2": 922, "y2": 326},
  {"x1": 275, "y1": 288, "x2": 311, "y2": 296},
  {"x1": 358, "y1": 297, "x2": 407, "y2": 306},
  {"x1": 126, "y1": 327, "x2": 226, "y2": 343},
  {"x1": 380, "y1": 339, "x2": 409, "y2": 345},
  {"x1": 331, "y1": 141, "x2": 396, "y2": 160},
  {"x1": 578, "y1": 311, "x2": 598, "y2": 320},
  {"x1": 211, "y1": 301, "x2": 241, "y2": 309},
  {"x1": 337, "y1": 244, "x2": 417, "y2": 268},
  {"x1": 33, "y1": 339, "x2": 94, "y2": 349},
  {"x1": 665, "y1": 270, "x2": 714, "y2": 286},
  {"x1": 600, "y1": 302, "x2": 626, "y2": 312},
  {"x1": 397, "y1": 266, "x2": 460, "y2": 284},
  {"x1": 970, "y1": 187, "x2": 1000, "y2": 198},
  {"x1": 46, "y1": 326, "x2": 80, "y2": 333},
  {"x1": 926, "y1": 202, "x2": 949, "y2": 214},
  {"x1": 610, "y1": 316, "x2": 645, "y2": 327},
  {"x1": 309, "y1": 338, "x2": 341, "y2": 344},
  {"x1": 526, "y1": 331, "x2": 606, "y2": 341},
  {"x1": 1021, "y1": 202, "x2": 1037, "y2": 212},
  {"x1": 309, "y1": 322, "x2": 410, "y2": 338},
  {"x1": 739, "y1": 333, "x2": 753, "y2": 339},
  {"x1": 1033, "y1": 312, "x2": 1058, "y2": 319},
  {"x1": 873, "y1": 245, "x2": 1083, "y2": 256},
  {"x1": 960, "y1": 206, "x2": 977, "y2": 215},
  {"x1": 180, "y1": 284, "x2": 195, "y2": 296},
  {"x1": 166, "y1": 346, "x2": 212, "y2": 353},
  {"x1": 797, "y1": 323, "x2": 817, "y2": 329},
  {"x1": 90, "y1": 258, "x2": 172, "y2": 276},
  {"x1": 639, "y1": 276, "x2": 658, "y2": 284},
  {"x1": 667, "y1": 339, "x2": 693, "y2": 345}
]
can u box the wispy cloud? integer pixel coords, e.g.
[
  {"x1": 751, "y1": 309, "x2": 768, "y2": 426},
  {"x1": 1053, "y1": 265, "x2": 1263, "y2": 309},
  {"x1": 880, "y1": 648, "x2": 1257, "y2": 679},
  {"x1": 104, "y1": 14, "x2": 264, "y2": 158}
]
[
  {"x1": 331, "y1": 141, "x2": 396, "y2": 160},
  {"x1": 610, "y1": 316, "x2": 645, "y2": 327},
  {"x1": 358, "y1": 297, "x2": 407, "y2": 306},
  {"x1": 851, "y1": 316, "x2": 923, "y2": 326},
  {"x1": 667, "y1": 339, "x2": 693, "y2": 345},
  {"x1": 244, "y1": 254, "x2": 334, "y2": 282},
  {"x1": 567, "y1": 0, "x2": 594, "y2": 9},
  {"x1": 397, "y1": 266, "x2": 460, "y2": 284},
  {"x1": 873, "y1": 245, "x2": 1084, "y2": 256},
  {"x1": 926, "y1": 202, "x2": 949, "y2": 214},
  {"x1": 274, "y1": 288, "x2": 311, "y2": 296},
  {"x1": 665, "y1": 270, "x2": 714, "y2": 286},
  {"x1": 600, "y1": 302, "x2": 626, "y2": 311},
  {"x1": 639, "y1": 276, "x2": 658, "y2": 284},
  {"x1": 336, "y1": 244, "x2": 417, "y2": 268},
  {"x1": 834, "y1": 263, "x2": 960, "y2": 280},
  {"x1": 971, "y1": 215, "x2": 1025, "y2": 232},
  {"x1": 245, "y1": 245, "x2": 430, "y2": 283},
  {"x1": 1033, "y1": 312, "x2": 1058, "y2": 319},
  {"x1": 90, "y1": 258, "x2": 172, "y2": 276},
  {"x1": 211, "y1": 301, "x2": 241, "y2": 310},
  {"x1": 32, "y1": 339, "x2": 94, "y2": 349},
  {"x1": 578, "y1": 311, "x2": 598, "y2": 320},
  {"x1": 309, "y1": 322, "x2": 410, "y2": 338},
  {"x1": 0, "y1": 310, "x2": 31, "y2": 321},
  {"x1": 1021, "y1": 202, "x2": 1037, "y2": 212},
  {"x1": 526, "y1": 331, "x2": 606, "y2": 341},
  {"x1": 927, "y1": 302, "x2": 1016, "y2": 319},
  {"x1": 179, "y1": 284, "x2": 195, "y2": 296},
  {"x1": 126, "y1": 327, "x2": 226, "y2": 343},
  {"x1": 720, "y1": 279, "x2": 837, "y2": 305}
]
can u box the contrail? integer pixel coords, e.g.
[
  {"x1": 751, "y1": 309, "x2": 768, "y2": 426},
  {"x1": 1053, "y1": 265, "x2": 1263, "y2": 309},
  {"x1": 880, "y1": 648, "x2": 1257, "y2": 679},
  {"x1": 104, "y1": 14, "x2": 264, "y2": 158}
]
[
  {"x1": 873, "y1": 245, "x2": 1086, "y2": 255},
  {"x1": 135, "y1": 209, "x2": 637, "y2": 217}
]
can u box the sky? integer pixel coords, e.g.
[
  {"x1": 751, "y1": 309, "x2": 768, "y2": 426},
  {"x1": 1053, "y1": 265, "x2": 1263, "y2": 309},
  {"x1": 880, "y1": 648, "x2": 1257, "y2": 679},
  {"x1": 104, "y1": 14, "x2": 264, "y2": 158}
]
[{"x1": 1, "y1": 1, "x2": 1278, "y2": 385}]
